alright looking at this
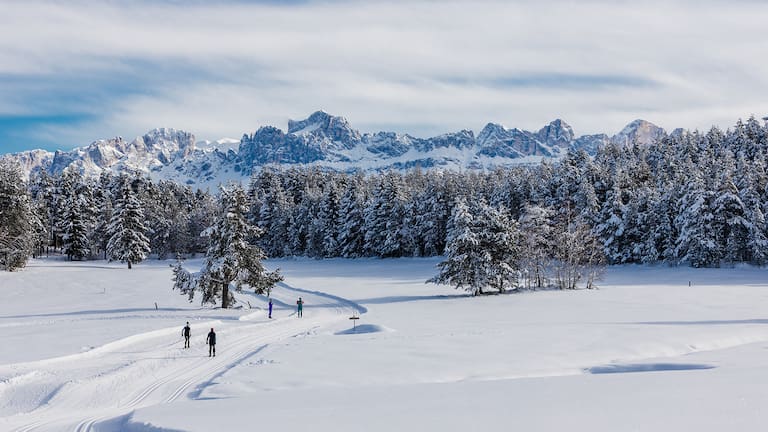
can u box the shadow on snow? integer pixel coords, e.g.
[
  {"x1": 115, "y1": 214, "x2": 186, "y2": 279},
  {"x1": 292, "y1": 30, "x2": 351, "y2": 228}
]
[
  {"x1": 631, "y1": 319, "x2": 768, "y2": 326},
  {"x1": 586, "y1": 363, "x2": 716, "y2": 374},
  {"x1": 0, "y1": 307, "x2": 191, "y2": 320}
]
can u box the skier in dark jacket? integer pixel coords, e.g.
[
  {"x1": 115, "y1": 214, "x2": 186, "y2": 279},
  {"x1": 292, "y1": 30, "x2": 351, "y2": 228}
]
[
  {"x1": 206, "y1": 328, "x2": 216, "y2": 357},
  {"x1": 182, "y1": 322, "x2": 191, "y2": 348},
  {"x1": 268, "y1": 298, "x2": 273, "y2": 319},
  {"x1": 297, "y1": 297, "x2": 303, "y2": 318}
]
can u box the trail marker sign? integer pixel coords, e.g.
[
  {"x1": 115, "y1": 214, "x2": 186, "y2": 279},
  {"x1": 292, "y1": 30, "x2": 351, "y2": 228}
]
[{"x1": 349, "y1": 314, "x2": 360, "y2": 331}]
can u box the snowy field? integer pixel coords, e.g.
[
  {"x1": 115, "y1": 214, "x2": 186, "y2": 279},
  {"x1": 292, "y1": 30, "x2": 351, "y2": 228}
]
[{"x1": 1, "y1": 257, "x2": 768, "y2": 431}]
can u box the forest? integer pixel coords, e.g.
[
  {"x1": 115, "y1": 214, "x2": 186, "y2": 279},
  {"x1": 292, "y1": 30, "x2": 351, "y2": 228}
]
[{"x1": 1, "y1": 117, "x2": 766, "y2": 293}]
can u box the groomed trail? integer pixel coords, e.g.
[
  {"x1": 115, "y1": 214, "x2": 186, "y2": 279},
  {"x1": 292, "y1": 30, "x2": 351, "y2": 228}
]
[{"x1": 0, "y1": 281, "x2": 365, "y2": 432}]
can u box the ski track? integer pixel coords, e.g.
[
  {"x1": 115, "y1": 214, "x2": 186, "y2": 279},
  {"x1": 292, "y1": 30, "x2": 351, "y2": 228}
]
[{"x1": 2, "y1": 283, "x2": 359, "y2": 432}]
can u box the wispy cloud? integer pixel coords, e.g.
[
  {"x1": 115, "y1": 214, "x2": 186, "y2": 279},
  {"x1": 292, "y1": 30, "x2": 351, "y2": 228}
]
[
  {"x1": 435, "y1": 73, "x2": 658, "y2": 90},
  {"x1": 1, "y1": 0, "x2": 767, "y2": 153}
]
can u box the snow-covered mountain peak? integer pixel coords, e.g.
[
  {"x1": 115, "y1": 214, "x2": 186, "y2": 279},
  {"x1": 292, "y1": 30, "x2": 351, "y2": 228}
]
[
  {"x1": 286, "y1": 110, "x2": 362, "y2": 152},
  {"x1": 612, "y1": 119, "x2": 665, "y2": 147},
  {"x1": 288, "y1": 110, "x2": 332, "y2": 134},
  {"x1": 537, "y1": 119, "x2": 575, "y2": 147},
  {"x1": 136, "y1": 128, "x2": 196, "y2": 161},
  {"x1": 3, "y1": 114, "x2": 669, "y2": 185},
  {"x1": 288, "y1": 110, "x2": 358, "y2": 136},
  {"x1": 42, "y1": 129, "x2": 196, "y2": 177},
  {"x1": 477, "y1": 122, "x2": 509, "y2": 140}
]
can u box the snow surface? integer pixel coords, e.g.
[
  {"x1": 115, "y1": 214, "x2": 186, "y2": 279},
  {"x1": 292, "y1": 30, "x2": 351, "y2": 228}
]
[{"x1": 1, "y1": 258, "x2": 768, "y2": 431}]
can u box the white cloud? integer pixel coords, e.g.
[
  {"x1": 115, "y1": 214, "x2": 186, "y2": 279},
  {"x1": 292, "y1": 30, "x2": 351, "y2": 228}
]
[{"x1": 1, "y1": 0, "x2": 767, "y2": 149}]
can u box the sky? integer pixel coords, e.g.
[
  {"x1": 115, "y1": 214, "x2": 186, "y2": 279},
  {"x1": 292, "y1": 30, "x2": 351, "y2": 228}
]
[{"x1": 1, "y1": 0, "x2": 767, "y2": 154}]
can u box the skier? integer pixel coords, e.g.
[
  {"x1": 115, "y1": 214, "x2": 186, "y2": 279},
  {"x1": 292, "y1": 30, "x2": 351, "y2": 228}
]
[
  {"x1": 182, "y1": 321, "x2": 191, "y2": 348},
  {"x1": 268, "y1": 298, "x2": 273, "y2": 319},
  {"x1": 297, "y1": 297, "x2": 303, "y2": 318},
  {"x1": 206, "y1": 327, "x2": 216, "y2": 357}
]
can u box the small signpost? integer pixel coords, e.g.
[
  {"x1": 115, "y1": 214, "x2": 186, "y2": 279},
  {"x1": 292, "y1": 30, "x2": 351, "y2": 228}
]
[{"x1": 349, "y1": 312, "x2": 360, "y2": 331}]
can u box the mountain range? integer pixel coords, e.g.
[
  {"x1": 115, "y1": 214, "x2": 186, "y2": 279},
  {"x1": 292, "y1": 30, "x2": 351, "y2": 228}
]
[{"x1": 2, "y1": 111, "x2": 666, "y2": 188}]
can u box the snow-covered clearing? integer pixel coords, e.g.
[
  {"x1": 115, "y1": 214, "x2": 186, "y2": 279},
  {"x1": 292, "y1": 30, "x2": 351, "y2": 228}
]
[{"x1": 1, "y1": 258, "x2": 767, "y2": 431}]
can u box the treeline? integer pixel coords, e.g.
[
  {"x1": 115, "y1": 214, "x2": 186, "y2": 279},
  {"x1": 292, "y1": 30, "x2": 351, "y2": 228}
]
[
  {"x1": 247, "y1": 116, "x2": 768, "y2": 270},
  {"x1": 1, "y1": 116, "x2": 767, "y2": 281},
  {"x1": 0, "y1": 164, "x2": 218, "y2": 270}
]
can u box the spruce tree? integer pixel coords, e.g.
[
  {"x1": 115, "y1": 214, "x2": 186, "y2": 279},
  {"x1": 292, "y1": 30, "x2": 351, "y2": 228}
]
[
  {"x1": 428, "y1": 200, "x2": 522, "y2": 295},
  {"x1": 712, "y1": 173, "x2": 750, "y2": 263},
  {"x1": 107, "y1": 182, "x2": 150, "y2": 269},
  {"x1": 0, "y1": 159, "x2": 35, "y2": 270},
  {"x1": 338, "y1": 175, "x2": 366, "y2": 257},
  {"x1": 428, "y1": 200, "x2": 483, "y2": 295},
  {"x1": 195, "y1": 184, "x2": 283, "y2": 308},
  {"x1": 675, "y1": 173, "x2": 719, "y2": 267},
  {"x1": 519, "y1": 204, "x2": 554, "y2": 290},
  {"x1": 62, "y1": 180, "x2": 94, "y2": 261},
  {"x1": 476, "y1": 204, "x2": 522, "y2": 293}
]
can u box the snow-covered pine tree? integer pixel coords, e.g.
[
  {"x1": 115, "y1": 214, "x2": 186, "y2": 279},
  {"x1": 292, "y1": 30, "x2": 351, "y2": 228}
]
[
  {"x1": 595, "y1": 182, "x2": 626, "y2": 264},
  {"x1": 675, "y1": 170, "x2": 719, "y2": 267},
  {"x1": 62, "y1": 187, "x2": 92, "y2": 260},
  {"x1": 317, "y1": 176, "x2": 342, "y2": 257},
  {"x1": 303, "y1": 187, "x2": 325, "y2": 258},
  {"x1": 622, "y1": 185, "x2": 652, "y2": 263},
  {"x1": 51, "y1": 170, "x2": 77, "y2": 252},
  {"x1": 574, "y1": 174, "x2": 600, "y2": 228},
  {"x1": 364, "y1": 172, "x2": 408, "y2": 257},
  {"x1": 188, "y1": 189, "x2": 218, "y2": 255},
  {"x1": 712, "y1": 172, "x2": 750, "y2": 263},
  {"x1": 288, "y1": 188, "x2": 314, "y2": 256},
  {"x1": 338, "y1": 174, "x2": 367, "y2": 257},
  {"x1": 107, "y1": 181, "x2": 150, "y2": 269},
  {"x1": 62, "y1": 174, "x2": 95, "y2": 261},
  {"x1": 413, "y1": 173, "x2": 453, "y2": 256},
  {"x1": 28, "y1": 171, "x2": 52, "y2": 258},
  {"x1": 428, "y1": 200, "x2": 522, "y2": 295},
  {"x1": 637, "y1": 186, "x2": 665, "y2": 263},
  {"x1": 428, "y1": 200, "x2": 484, "y2": 295},
  {"x1": 194, "y1": 184, "x2": 283, "y2": 308},
  {"x1": 254, "y1": 173, "x2": 289, "y2": 257},
  {"x1": 0, "y1": 159, "x2": 35, "y2": 270},
  {"x1": 142, "y1": 180, "x2": 192, "y2": 259},
  {"x1": 92, "y1": 172, "x2": 114, "y2": 259},
  {"x1": 475, "y1": 203, "x2": 522, "y2": 293},
  {"x1": 735, "y1": 157, "x2": 768, "y2": 264},
  {"x1": 518, "y1": 204, "x2": 554, "y2": 290},
  {"x1": 171, "y1": 254, "x2": 197, "y2": 302}
]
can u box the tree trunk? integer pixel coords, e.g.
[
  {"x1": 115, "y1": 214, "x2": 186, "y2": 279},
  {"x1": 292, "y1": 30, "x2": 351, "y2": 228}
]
[
  {"x1": 128, "y1": 260, "x2": 132, "y2": 269},
  {"x1": 221, "y1": 281, "x2": 229, "y2": 309}
]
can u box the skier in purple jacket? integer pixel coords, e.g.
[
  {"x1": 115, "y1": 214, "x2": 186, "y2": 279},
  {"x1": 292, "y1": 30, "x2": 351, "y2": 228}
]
[{"x1": 268, "y1": 298, "x2": 273, "y2": 319}]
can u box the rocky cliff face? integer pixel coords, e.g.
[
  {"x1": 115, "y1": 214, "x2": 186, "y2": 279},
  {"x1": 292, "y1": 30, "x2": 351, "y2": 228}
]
[
  {"x1": 41, "y1": 128, "x2": 196, "y2": 176},
  {"x1": 2, "y1": 112, "x2": 666, "y2": 187}
]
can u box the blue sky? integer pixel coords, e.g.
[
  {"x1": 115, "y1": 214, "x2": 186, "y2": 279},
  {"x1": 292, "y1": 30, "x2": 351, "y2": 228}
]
[{"x1": 1, "y1": 0, "x2": 767, "y2": 154}]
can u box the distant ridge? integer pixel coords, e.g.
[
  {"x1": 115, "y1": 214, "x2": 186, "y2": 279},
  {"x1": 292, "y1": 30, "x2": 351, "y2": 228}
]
[{"x1": 1, "y1": 112, "x2": 665, "y2": 188}]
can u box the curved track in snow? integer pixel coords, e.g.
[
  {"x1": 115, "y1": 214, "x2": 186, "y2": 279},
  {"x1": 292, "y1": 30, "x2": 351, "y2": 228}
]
[{"x1": 1, "y1": 282, "x2": 362, "y2": 432}]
